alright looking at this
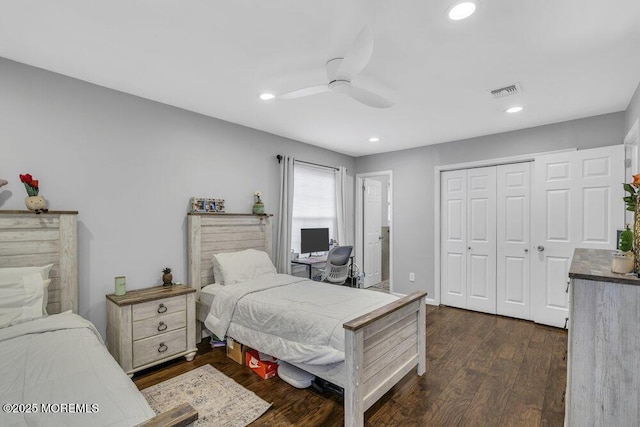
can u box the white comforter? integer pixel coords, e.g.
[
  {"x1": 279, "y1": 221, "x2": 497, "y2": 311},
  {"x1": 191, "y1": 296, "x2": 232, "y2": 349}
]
[
  {"x1": 205, "y1": 274, "x2": 398, "y2": 365},
  {"x1": 0, "y1": 312, "x2": 156, "y2": 427}
]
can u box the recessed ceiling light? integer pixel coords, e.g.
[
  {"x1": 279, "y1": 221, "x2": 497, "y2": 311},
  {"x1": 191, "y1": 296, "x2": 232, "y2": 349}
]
[
  {"x1": 259, "y1": 93, "x2": 275, "y2": 101},
  {"x1": 505, "y1": 106, "x2": 524, "y2": 114},
  {"x1": 369, "y1": 137, "x2": 380, "y2": 142},
  {"x1": 448, "y1": 1, "x2": 476, "y2": 21}
]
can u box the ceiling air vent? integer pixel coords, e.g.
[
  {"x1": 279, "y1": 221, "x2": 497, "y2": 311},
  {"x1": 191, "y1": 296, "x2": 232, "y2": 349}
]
[{"x1": 489, "y1": 83, "x2": 522, "y2": 98}]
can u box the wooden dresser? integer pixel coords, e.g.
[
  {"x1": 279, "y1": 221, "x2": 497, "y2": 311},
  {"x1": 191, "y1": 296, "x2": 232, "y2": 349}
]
[
  {"x1": 566, "y1": 248, "x2": 640, "y2": 426},
  {"x1": 106, "y1": 285, "x2": 197, "y2": 376}
]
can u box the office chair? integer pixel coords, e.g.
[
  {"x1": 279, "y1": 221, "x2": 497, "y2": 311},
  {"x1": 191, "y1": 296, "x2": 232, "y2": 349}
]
[{"x1": 317, "y1": 246, "x2": 353, "y2": 285}]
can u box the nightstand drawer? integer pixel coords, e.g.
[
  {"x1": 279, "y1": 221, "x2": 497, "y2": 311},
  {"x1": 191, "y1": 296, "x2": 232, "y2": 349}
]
[
  {"x1": 133, "y1": 311, "x2": 186, "y2": 341},
  {"x1": 132, "y1": 295, "x2": 186, "y2": 321},
  {"x1": 133, "y1": 328, "x2": 187, "y2": 368}
]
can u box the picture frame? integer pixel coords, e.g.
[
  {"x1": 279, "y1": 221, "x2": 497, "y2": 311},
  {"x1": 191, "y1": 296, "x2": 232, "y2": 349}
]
[
  {"x1": 190, "y1": 197, "x2": 207, "y2": 213},
  {"x1": 190, "y1": 197, "x2": 225, "y2": 213}
]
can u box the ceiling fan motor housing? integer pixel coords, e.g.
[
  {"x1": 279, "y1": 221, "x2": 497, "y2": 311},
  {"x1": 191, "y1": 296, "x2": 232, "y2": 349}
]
[{"x1": 329, "y1": 80, "x2": 351, "y2": 93}]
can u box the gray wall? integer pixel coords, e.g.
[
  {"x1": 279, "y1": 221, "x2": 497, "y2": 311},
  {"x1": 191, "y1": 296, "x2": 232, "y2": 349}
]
[
  {"x1": 0, "y1": 57, "x2": 355, "y2": 338},
  {"x1": 626, "y1": 79, "x2": 640, "y2": 136},
  {"x1": 355, "y1": 112, "x2": 626, "y2": 300}
]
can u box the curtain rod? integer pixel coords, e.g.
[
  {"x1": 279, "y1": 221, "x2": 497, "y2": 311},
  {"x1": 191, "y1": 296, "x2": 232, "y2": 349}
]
[{"x1": 276, "y1": 154, "x2": 340, "y2": 171}]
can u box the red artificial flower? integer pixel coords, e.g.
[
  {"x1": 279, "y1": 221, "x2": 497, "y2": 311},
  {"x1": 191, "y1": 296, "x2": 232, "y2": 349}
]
[
  {"x1": 19, "y1": 174, "x2": 33, "y2": 185},
  {"x1": 30, "y1": 180, "x2": 39, "y2": 189},
  {"x1": 632, "y1": 174, "x2": 640, "y2": 188}
]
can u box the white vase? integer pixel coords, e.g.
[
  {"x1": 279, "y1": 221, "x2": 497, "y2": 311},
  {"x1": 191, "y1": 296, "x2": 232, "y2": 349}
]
[{"x1": 611, "y1": 252, "x2": 635, "y2": 274}]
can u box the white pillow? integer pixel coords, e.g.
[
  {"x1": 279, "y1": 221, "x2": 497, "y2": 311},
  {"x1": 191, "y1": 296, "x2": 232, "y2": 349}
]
[
  {"x1": 0, "y1": 265, "x2": 53, "y2": 317},
  {"x1": 42, "y1": 278, "x2": 52, "y2": 314},
  {"x1": 212, "y1": 258, "x2": 224, "y2": 285},
  {"x1": 0, "y1": 273, "x2": 47, "y2": 328},
  {"x1": 0, "y1": 264, "x2": 53, "y2": 282},
  {"x1": 213, "y1": 249, "x2": 276, "y2": 285}
]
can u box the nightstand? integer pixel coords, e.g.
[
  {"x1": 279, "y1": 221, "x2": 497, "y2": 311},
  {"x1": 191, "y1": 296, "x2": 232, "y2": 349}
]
[{"x1": 106, "y1": 285, "x2": 197, "y2": 377}]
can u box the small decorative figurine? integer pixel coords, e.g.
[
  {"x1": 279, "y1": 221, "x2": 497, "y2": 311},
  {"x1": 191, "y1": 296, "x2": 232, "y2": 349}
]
[
  {"x1": 19, "y1": 173, "x2": 48, "y2": 214},
  {"x1": 252, "y1": 191, "x2": 264, "y2": 214},
  {"x1": 162, "y1": 267, "x2": 173, "y2": 286}
]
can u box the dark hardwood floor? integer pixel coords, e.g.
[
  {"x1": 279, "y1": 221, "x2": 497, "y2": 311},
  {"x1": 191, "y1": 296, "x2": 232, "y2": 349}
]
[{"x1": 134, "y1": 305, "x2": 567, "y2": 426}]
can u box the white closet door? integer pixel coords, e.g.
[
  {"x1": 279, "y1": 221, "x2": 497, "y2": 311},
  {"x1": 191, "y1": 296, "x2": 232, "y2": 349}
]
[
  {"x1": 466, "y1": 167, "x2": 497, "y2": 314},
  {"x1": 496, "y1": 162, "x2": 531, "y2": 320},
  {"x1": 441, "y1": 169, "x2": 467, "y2": 309},
  {"x1": 532, "y1": 145, "x2": 624, "y2": 327}
]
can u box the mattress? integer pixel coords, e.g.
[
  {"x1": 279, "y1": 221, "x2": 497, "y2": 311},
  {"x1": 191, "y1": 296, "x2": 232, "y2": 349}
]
[
  {"x1": 0, "y1": 312, "x2": 156, "y2": 426},
  {"x1": 200, "y1": 283, "x2": 225, "y2": 307}
]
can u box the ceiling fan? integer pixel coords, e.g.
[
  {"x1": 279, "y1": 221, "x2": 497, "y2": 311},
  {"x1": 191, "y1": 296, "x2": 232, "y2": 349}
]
[{"x1": 277, "y1": 25, "x2": 394, "y2": 109}]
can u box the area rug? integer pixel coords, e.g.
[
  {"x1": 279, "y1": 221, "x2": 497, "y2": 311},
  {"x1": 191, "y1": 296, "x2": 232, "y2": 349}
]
[{"x1": 141, "y1": 364, "x2": 271, "y2": 426}]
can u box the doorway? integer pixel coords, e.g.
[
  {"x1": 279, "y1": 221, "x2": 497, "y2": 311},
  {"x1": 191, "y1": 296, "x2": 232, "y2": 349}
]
[{"x1": 356, "y1": 171, "x2": 392, "y2": 292}]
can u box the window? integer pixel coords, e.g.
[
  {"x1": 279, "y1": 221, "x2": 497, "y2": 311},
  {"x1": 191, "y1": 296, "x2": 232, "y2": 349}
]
[{"x1": 291, "y1": 163, "x2": 337, "y2": 254}]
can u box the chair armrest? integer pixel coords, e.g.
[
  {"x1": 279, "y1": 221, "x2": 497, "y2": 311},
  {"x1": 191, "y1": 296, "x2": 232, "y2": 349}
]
[{"x1": 136, "y1": 403, "x2": 198, "y2": 427}]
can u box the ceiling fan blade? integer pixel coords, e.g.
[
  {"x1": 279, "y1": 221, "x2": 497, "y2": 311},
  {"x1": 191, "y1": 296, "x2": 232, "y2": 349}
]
[
  {"x1": 336, "y1": 25, "x2": 374, "y2": 80},
  {"x1": 279, "y1": 85, "x2": 329, "y2": 100},
  {"x1": 346, "y1": 85, "x2": 394, "y2": 109}
]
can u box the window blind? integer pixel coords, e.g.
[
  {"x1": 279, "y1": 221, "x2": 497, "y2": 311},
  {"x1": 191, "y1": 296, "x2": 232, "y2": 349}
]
[{"x1": 291, "y1": 163, "x2": 337, "y2": 254}]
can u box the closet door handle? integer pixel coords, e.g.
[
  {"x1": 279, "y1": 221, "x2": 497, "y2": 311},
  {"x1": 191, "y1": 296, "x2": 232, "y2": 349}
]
[
  {"x1": 467, "y1": 247, "x2": 471, "y2": 250},
  {"x1": 524, "y1": 248, "x2": 528, "y2": 253},
  {"x1": 536, "y1": 245, "x2": 545, "y2": 252}
]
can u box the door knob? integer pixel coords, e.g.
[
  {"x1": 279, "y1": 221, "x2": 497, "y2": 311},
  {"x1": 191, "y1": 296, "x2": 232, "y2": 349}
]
[
  {"x1": 524, "y1": 248, "x2": 529, "y2": 253},
  {"x1": 536, "y1": 245, "x2": 545, "y2": 251},
  {"x1": 468, "y1": 247, "x2": 471, "y2": 250},
  {"x1": 378, "y1": 236, "x2": 384, "y2": 240}
]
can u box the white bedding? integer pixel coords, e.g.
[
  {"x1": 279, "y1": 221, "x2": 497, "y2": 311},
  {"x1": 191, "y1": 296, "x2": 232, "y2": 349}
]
[
  {"x1": 205, "y1": 274, "x2": 398, "y2": 365},
  {"x1": 0, "y1": 312, "x2": 156, "y2": 426}
]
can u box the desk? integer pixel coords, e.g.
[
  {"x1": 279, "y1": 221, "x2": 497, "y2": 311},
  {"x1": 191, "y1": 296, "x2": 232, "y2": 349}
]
[{"x1": 291, "y1": 256, "x2": 327, "y2": 279}]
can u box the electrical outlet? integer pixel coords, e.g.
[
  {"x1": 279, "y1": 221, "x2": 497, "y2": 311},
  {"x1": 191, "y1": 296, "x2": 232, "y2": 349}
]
[{"x1": 409, "y1": 272, "x2": 415, "y2": 282}]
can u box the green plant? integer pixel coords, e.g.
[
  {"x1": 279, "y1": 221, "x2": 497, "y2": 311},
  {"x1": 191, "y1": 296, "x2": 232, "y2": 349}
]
[
  {"x1": 623, "y1": 174, "x2": 640, "y2": 212},
  {"x1": 620, "y1": 225, "x2": 633, "y2": 252},
  {"x1": 19, "y1": 173, "x2": 39, "y2": 196}
]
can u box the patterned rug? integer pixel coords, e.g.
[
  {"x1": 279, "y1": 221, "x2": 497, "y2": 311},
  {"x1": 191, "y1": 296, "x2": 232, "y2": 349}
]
[{"x1": 141, "y1": 364, "x2": 271, "y2": 426}]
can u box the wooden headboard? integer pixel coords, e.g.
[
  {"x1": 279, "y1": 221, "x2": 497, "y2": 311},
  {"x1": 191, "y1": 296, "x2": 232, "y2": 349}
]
[
  {"x1": 187, "y1": 213, "x2": 272, "y2": 299},
  {"x1": 0, "y1": 211, "x2": 78, "y2": 314}
]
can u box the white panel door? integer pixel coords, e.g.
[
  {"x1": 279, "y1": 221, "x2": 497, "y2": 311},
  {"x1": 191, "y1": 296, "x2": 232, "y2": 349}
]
[
  {"x1": 497, "y1": 162, "x2": 531, "y2": 320},
  {"x1": 363, "y1": 178, "x2": 382, "y2": 287},
  {"x1": 466, "y1": 167, "x2": 497, "y2": 314},
  {"x1": 441, "y1": 169, "x2": 467, "y2": 309},
  {"x1": 532, "y1": 145, "x2": 624, "y2": 327}
]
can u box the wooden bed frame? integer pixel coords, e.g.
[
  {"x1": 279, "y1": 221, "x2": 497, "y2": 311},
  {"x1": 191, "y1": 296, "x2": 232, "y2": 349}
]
[
  {"x1": 0, "y1": 210, "x2": 79, "y2": 314},
  {"x1": 0, "y1": 210, "x2": 197, "y2": 427},
  {"x1": 187, "y1": 212, "x2": 427, "y2": 427}
]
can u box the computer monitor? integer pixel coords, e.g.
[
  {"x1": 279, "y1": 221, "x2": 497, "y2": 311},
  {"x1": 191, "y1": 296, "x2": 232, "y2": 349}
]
[{"x1": 301, "y1": 228, "x2": 329, "y2": 255}]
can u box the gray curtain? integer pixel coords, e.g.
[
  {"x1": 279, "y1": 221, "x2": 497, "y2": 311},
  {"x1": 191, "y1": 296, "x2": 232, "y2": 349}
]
[
  {"x1": 335, "y1": 166, "x2": 348, "y2": 246},
  {"x1": 275, "y1": 155, "x2": 295, "y2": 273}
]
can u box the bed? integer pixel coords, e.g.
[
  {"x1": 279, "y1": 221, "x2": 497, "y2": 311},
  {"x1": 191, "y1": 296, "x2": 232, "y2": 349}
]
[
  {"x1": 187, "y1": 213, "x2": 426, "y2": 427},
  {"x1": 0, "y1": 211, "x2": 196, "y2": 427}
]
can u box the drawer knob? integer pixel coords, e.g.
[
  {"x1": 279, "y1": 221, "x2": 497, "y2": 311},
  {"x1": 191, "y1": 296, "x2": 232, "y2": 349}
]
[
  {"x1": 157, "y1": 303, "x2": 168, "y2": 314},
  {"x1": 158, "y1": 343, "x2": 168, "y2": 353},
  {"x1": 157, "y1": 321, "x2": 167, "y2": 332}
]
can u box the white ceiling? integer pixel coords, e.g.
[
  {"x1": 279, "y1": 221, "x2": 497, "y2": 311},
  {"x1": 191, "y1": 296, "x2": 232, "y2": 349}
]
[{"x1": 1, "y1": 1, "x2": 640, "y2": 156}]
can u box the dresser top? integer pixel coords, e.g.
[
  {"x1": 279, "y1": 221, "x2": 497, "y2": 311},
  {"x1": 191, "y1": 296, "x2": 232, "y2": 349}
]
[
  {"x1": 569, "y1": 248, "x2": 640, "y2": 286},
  {"x1": 106, "y1": 284, "x2": 195, "y2": 306}
]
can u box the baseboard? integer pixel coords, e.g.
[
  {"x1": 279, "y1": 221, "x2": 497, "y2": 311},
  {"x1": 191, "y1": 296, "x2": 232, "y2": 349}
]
[{"x1": 425, "y1": 297, "x2": 438, "y2": 306}]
